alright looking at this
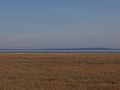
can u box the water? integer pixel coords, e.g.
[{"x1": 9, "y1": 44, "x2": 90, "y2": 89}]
[{"x1": 0, "y1": 49, "x2": 120, "y2": 53}]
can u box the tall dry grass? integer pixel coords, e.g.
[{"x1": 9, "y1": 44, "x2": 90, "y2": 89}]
[{"x1": 0, "y1": 53, "x2": 120, "y2": 90}]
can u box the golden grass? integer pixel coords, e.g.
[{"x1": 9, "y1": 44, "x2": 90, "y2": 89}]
[{"x1": 0, "y1": 53, "x2": 120, "y2": 90}]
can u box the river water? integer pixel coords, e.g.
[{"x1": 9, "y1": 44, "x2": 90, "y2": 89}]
[{"x1": 0, "y1": 49, "x2": 120, "y2": 53}]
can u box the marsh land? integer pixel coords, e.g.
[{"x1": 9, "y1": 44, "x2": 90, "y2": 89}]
[{"x1": 0, "y1": 54, "x2": 120, "y2": 90}]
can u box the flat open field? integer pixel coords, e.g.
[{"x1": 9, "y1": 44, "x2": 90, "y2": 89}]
[{"x1": 0, "y1": 54, "x2": 120, "y2": 90}]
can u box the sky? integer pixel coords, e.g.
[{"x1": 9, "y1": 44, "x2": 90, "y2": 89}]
[{"x1": 0, "y1": 0, "x2": 120, "y2": 49}]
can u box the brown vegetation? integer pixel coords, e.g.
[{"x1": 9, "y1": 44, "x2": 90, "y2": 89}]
[{"x1": 0, "y1": 53, "x2": 120, "y2": 90}]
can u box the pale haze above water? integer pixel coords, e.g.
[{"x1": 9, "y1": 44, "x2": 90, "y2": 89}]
[{"x1": 0, "y1": 0, "x2": 120, "y2": 49}]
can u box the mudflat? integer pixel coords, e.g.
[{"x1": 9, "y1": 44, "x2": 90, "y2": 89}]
[{"x1": 0, "y1": 53, "x2": 120, "y2": 90}]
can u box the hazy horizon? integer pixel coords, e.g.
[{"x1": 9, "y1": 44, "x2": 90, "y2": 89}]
[
  {"x1": 0, "y1": 46, "x2": 120, "y2": 49},
  {"x1": 0, "y1": 0, "x2": 120, "y2": 48}
]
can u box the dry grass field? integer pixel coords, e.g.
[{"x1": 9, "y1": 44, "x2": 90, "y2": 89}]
[{"x1": 0, "y1": 53, "x2": 120, "y2": 90}]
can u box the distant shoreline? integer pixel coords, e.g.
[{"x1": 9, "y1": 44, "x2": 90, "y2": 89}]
[
  {"x1": 0, "y1": 50, "x2": 120, "y2": 53},
  {"x1": 0, "y1": 48, "x2": 120, "y2": 50},
  {"x1": 0, "y1": 48, "x2": 120, "y2": 53}
]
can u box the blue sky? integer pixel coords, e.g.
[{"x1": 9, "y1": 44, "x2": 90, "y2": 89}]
[{"x1": 0, "y1": 0, "x2": 120, "y2": 48}]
